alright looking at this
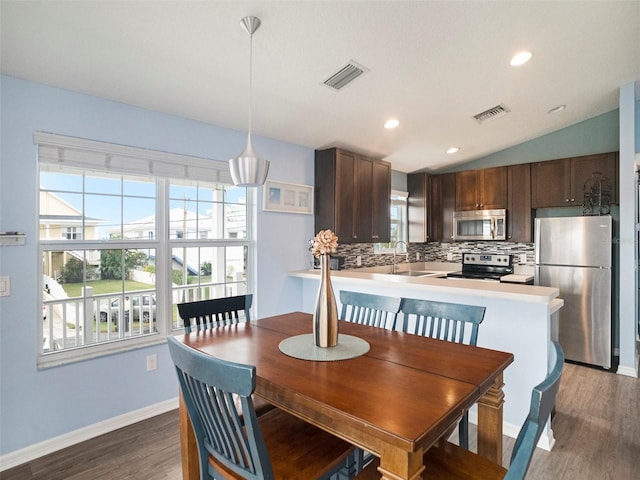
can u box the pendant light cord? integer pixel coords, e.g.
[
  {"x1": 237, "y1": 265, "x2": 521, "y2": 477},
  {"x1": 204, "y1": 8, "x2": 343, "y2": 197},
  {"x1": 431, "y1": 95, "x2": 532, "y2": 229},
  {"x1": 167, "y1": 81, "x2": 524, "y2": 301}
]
[{"x1": 247, "y1": 29, "x2": 253, "y2": 141}]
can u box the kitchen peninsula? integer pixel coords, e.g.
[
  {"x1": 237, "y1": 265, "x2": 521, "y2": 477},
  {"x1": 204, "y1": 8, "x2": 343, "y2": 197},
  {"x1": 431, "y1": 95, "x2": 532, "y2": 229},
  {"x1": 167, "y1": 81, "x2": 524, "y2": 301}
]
[{"x1": 288, "y1": 264, "x2": 563, "y2": 450}]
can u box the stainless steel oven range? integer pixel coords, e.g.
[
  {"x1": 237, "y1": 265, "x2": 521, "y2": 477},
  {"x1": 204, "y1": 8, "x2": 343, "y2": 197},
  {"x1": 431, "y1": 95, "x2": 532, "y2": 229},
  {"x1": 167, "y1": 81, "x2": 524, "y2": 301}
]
[{"x1": 446, "y1": 253, "x2": 514, "y2": 281}]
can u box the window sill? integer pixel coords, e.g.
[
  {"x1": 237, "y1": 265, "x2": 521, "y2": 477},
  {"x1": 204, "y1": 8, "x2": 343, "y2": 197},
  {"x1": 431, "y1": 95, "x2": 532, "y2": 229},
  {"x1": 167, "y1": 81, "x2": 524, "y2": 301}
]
[{"x1": 37, "y1": 333, "x2": 166, "y2": 369}]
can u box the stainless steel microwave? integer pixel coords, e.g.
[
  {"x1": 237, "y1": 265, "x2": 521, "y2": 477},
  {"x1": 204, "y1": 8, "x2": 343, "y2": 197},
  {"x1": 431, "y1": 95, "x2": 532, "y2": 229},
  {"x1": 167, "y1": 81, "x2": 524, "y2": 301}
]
[{"x1": 452, "y1": 209, "x2": 506, "y2": 241}]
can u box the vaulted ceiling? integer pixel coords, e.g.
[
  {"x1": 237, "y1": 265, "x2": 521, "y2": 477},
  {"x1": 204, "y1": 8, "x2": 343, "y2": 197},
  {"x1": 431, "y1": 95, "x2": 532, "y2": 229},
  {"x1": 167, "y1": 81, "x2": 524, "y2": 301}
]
[{"x1": 1, "y1": 1, "x2": 639, "y2": 173}]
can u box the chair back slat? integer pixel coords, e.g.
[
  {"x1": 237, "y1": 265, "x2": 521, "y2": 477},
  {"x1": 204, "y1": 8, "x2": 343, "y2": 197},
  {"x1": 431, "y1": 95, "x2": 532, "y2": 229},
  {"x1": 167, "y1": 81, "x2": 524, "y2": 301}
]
[
  {"x1": 505, "y1": 341, "x2": 564, "y2": 480},
  {"x1": 400, "y1": 297, "x2": 485, "y2": 346},
  {"x1": 167, "y1": 336, "x2": 272, "y2": 480},
  {"x1": 339, "y1": 291, "x2": 402, "y2": 330},
  {"x1": 178, "y1": 294, "x2": 253, "y2": 333}
]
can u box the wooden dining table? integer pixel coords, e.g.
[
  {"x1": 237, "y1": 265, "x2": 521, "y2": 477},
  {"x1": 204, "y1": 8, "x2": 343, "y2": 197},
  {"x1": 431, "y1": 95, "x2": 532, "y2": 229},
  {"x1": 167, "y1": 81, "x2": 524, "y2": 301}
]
[{"x1": 175, "y1": 311, "x2": 514, "y2": 480}]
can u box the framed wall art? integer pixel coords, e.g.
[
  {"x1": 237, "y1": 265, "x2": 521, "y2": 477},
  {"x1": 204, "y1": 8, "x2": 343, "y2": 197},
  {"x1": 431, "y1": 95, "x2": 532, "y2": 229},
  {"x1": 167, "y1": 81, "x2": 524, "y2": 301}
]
[{"x1": 263, "y1": 180, "x2": 314, "y2": 214}]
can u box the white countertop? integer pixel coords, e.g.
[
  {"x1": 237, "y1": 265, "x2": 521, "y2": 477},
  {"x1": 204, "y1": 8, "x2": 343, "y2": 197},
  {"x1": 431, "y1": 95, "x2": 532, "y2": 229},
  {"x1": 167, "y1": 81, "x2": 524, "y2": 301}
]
[{"x1": 289, "y1": 262, "x2": 560, "y2": 304}]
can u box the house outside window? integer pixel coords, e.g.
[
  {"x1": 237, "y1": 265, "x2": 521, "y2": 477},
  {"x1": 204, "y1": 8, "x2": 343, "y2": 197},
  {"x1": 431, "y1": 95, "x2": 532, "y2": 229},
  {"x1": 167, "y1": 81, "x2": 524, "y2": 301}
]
[
  {"x1": 36, "y1": 132, "x2": 250, "y2": 367},
  {"x1": 374, "y1": 190, "x2": 408, "y2": 253}
]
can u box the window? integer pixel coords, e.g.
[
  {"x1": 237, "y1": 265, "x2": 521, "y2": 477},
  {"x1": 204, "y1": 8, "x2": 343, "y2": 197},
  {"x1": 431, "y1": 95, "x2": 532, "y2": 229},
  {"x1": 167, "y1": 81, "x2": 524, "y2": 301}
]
[
  {"x1": 62, "y1": 227, "x2": 82, "y2": 240},
  {"x1": 36, "y1": 132, "x2": 250, "y2": 367},
  {"x1": 374, "y1": 191, "x2": 408, "y2": 253}
]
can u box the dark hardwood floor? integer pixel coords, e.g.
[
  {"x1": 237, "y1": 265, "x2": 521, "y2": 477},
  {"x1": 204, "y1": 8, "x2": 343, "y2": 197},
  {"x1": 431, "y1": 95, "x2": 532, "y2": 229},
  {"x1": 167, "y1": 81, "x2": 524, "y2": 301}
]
[{"x1": 2, "y1": 362, "x2": 638, "y2": 479}]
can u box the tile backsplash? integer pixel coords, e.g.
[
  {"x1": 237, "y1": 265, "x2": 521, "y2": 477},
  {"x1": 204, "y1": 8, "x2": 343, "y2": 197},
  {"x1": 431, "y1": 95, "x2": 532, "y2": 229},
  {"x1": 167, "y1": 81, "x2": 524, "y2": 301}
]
[{"x1": 330, "y1": 241, "x2": 535, "y2": 270}]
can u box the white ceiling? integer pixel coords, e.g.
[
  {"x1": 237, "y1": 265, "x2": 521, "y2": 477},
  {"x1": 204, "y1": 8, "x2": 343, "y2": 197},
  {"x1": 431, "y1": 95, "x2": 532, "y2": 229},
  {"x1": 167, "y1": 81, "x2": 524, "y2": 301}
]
[{"x1": 1, "y1": 1, "x2": 639, "y2": 173}]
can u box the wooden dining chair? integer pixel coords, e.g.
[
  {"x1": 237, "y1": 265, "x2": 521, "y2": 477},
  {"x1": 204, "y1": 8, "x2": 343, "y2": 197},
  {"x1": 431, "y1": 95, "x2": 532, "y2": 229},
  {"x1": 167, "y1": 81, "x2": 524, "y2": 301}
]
[
  {"x1": 178, "y1": 294, "x2": 252, "y2": 333},
  {"x1": 168, "y1": 336, "x2": 358, "y2": 480},
  {"x1": 339, "y1": 290, "x2": 402, "y2": 330},
  {"x1": 400, "y1": 297, "x2": 486, "y2": 449},
  {"x1": 356, "y1": 341, "x2": 565, "y2": 480}
]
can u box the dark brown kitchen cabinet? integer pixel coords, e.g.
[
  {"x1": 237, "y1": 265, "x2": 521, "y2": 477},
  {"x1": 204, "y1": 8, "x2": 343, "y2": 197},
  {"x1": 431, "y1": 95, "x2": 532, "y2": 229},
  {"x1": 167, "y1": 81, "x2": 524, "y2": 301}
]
[
  {"x1": 430, "y1": 173, "x2": 456, "y2": 242},
  {"x1": 314, "y1": 148, "x2": 390, "y2": 244},
  {"x1": 455, "y1": 166, "x2": 507, "y2": 211},
  {"x1": 407, "y1": 172, "x2": 430, "y2": 243},
  {"x1": 531, "y1": 152, "x2": 618, "y2": 208},
  {"x1": 370, "y1": 159, "x2": 391, "y2": 242},
  {"x1": 507, "y1": 163, "x2": 532, "y2": 242}
]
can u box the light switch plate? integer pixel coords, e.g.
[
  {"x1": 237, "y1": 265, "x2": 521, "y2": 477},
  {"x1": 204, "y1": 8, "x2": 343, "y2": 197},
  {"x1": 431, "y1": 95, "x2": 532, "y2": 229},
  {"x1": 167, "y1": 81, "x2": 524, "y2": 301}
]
[{"x1": 0, "y1": 276, "x2": 10, "y2": 297}]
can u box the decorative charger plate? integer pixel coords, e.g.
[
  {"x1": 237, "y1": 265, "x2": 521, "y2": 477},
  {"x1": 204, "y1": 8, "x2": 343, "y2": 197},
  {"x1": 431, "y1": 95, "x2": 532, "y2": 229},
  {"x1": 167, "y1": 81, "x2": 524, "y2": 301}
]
[{"x1": 278, "y1": 334, "x2": 370, "y2": 361}]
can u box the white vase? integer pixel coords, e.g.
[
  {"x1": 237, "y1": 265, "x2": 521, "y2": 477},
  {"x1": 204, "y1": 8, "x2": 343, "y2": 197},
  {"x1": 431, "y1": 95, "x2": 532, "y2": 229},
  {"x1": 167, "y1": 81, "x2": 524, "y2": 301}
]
[{"x1": 313, "y1": 255, "x2": 339, "y2": 347}]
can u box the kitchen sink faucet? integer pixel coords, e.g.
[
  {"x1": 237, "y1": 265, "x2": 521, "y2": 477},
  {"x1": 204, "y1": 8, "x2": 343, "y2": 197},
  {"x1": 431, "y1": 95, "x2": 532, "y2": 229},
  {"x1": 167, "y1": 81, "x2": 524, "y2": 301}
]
[{"x1": 392, "y1": 241, "x2": 409, "y2": 273}]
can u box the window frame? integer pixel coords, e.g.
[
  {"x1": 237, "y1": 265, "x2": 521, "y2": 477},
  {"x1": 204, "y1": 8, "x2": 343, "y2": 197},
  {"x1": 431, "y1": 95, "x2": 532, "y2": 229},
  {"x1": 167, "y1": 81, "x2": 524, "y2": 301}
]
[
  {"x1": 35, "y1": 132, "x2": 252, "y2": 368},
  {"x1": 374, "y1": 190, "x2": 409, "y2": 254}
]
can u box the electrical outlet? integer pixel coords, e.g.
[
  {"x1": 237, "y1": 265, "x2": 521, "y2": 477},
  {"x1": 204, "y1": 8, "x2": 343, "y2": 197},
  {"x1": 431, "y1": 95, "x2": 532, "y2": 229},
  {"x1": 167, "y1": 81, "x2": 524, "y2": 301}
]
[
  {"x1": 519, "y1": 253, "x2": 528, "y2": 264},
  {"x1": 416, "y1": 252, "x2": 421, "y2": 261},
  {"x1": 356, "y1": 255, "x2": 362, "y2": 266},
  {"x1": 447, "y1": 252, "x2": 454, "y2": 261},
  {"x1": 0, "y1": 276, "x2": 10, "y2": 297},
  {"x1": 146, "y1": 354, "x2": 157, "y2": 371}
]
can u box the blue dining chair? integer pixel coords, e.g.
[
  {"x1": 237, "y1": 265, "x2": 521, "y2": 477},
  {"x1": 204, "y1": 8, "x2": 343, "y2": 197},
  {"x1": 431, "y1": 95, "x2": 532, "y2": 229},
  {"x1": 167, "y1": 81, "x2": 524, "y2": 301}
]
[
  {"x1": 178, "y1": 294, "x2": 252, "y2": 333},
  {"x1": 178, "y1": 294, "x2": 274, "y2": 418},
  {"x1": 400, "y1": 297, "x2": 486, "y2": 449},
  {"x1": 357, "y1": 341, "x2": 565, "y2": 480},
  {"x1": 338, "y1": 290, "x2": 403, "y2": 473},
  {"x1": 339, "y1": 290, "x2": 402, "y2": 330},
  {"x1": 167, "y1": 336, "x2": 358, "y2": 480}
]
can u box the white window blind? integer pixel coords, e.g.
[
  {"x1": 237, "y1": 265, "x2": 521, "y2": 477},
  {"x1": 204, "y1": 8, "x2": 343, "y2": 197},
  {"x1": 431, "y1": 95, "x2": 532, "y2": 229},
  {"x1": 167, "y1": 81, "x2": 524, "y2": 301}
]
[{"x1": 34, "y1": 131, "x2": 233, "y2": 184}]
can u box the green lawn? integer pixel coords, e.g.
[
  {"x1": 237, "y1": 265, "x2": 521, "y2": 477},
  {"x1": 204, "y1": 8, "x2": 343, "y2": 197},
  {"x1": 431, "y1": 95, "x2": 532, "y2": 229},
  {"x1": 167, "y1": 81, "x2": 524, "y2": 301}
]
[{"x1": 62, "y1": 280, "x2": 155, "y2": 298}]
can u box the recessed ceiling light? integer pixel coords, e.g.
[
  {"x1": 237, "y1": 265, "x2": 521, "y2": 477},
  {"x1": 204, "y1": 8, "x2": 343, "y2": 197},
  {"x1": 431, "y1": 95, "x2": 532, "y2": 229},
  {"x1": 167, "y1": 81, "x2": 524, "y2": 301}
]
[
  {"x1": 510, "y1": 51, "x2": 533, "y2": 66},
  {"x1": 384, "y1": 119, "x2": 399, "y2": 129},
  {"x1": 447, "y1": 147, "x2": 460, "y2": 154},
  {"x1": 547, "y1": 105, "x2": 566, "y2": 114}
]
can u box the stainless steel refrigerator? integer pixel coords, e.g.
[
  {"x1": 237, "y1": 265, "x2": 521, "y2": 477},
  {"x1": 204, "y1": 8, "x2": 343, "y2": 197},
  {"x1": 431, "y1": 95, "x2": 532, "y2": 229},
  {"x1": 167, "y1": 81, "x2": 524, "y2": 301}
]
[{"x1": 535, "y1": 215, "x2": 612, "y2": 368}]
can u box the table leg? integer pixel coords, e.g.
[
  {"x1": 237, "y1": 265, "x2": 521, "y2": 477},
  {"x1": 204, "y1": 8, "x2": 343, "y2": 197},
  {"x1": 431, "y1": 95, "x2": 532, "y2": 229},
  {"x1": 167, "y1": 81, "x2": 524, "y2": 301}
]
[
  {"x1": 476, "y1": 373, "x2": 505, "y2": 464},
  {"x1": 179, "y1": 392, "x2": 200, "y2": 480},
  {"x1": 376, "y1": 446, "x2": 425, "y2": 480}
]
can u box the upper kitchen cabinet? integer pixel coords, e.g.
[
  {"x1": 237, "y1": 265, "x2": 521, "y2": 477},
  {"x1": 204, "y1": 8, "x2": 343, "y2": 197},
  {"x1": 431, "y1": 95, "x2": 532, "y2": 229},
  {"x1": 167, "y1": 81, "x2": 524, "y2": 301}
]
[
  {"x1": 315, "y1": 148, "x2": 391, "y2": 244},
  {"x1": 407, "y1": 172, "x2": 430, "y2": 243},
  {"x1": 430, "y1": 173, "x2": 456, "y2": 242},
  {"x1": 531, "y1": 152, "x2": 618, "y2": 208},
  {"x1": 455, "y1": 166, "x2": 507, "y2": 211},
  {"x1": 408, "y1": 171, "x2": 456, "y2": 243},
  {"x1": 507, "y1": 163, "x2": 532, "y2": 242}
]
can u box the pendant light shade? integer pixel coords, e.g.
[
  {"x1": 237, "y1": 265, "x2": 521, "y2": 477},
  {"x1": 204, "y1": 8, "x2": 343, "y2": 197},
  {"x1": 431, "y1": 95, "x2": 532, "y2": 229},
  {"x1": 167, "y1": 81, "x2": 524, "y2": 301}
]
[{"x1": 229, "y1": 16, "x2": 270, "y2": 187}]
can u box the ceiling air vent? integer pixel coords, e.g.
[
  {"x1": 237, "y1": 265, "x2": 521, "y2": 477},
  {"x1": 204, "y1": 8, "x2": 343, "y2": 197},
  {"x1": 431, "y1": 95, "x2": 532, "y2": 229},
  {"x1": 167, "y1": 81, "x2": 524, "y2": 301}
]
[
  {"x1": 323, "y1": 61, "x2": 368, "y2": 91},
  {"x1": 472, "y1": 104, "x2": 510, "y2": 124}
]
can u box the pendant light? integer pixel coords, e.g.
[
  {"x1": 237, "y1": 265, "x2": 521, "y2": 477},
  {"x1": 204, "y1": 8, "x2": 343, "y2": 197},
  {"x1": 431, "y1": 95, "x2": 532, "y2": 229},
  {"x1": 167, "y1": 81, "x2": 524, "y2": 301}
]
[{"x1": 229, "y1": 16, "x2": 270, "y2": 187}]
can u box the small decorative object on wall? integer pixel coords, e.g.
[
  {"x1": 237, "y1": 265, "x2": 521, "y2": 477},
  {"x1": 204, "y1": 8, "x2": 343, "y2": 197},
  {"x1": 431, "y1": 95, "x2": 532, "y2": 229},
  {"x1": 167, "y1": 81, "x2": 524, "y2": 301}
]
[
  {"x1": 310, "y1": 229, "x2": 339, "y2": 347},
  {"x1": 583, "y1": 172, "x2": 611, "y2": 216},
  {"x1": 262, "y1": 180, "x2": 313, "y2": 214}
]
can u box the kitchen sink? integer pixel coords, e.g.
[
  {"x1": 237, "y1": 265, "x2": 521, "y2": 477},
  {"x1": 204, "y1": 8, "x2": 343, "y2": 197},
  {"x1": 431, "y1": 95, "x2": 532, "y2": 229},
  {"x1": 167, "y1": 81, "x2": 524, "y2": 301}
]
[
  {"x1": 392, "y1": 271, "x2": 428, "y2": 276},
  {"x1": 391, "y1": 270, "x2": 447, "y2": 278}
]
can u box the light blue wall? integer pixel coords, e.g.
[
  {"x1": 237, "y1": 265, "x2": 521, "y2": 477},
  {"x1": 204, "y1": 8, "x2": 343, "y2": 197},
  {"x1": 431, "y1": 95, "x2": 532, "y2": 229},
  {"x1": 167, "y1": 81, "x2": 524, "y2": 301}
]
[
  {"x1": 617, "y1": 82, "x2": 638, "y2": 375},
  {"x1": 443, "y1": 109, "x2": 620, "y2": 172},
  {"x1": 0, "y1": 75, "x2": 314, "y2": 456}
]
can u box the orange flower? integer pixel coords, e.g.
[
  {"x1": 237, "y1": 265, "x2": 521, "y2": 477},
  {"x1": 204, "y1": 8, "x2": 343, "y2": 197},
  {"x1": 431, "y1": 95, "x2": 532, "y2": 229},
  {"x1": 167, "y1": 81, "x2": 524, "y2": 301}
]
[{"x1": 311, "y1": 229, "x2": 338, "y2": 257}]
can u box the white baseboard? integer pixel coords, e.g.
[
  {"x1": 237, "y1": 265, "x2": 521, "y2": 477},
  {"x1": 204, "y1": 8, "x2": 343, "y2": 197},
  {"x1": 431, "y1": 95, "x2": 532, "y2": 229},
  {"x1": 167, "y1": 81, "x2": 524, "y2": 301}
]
[
  {"x1": 0, "y1": 397, "x2": 179, "y2": 472},
  {"x1": 468, "y1": 410, "x2": 555, "y2": 452},
  {"x1": 616, "y1": 363, "x2": 639, "y2": 378}
]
